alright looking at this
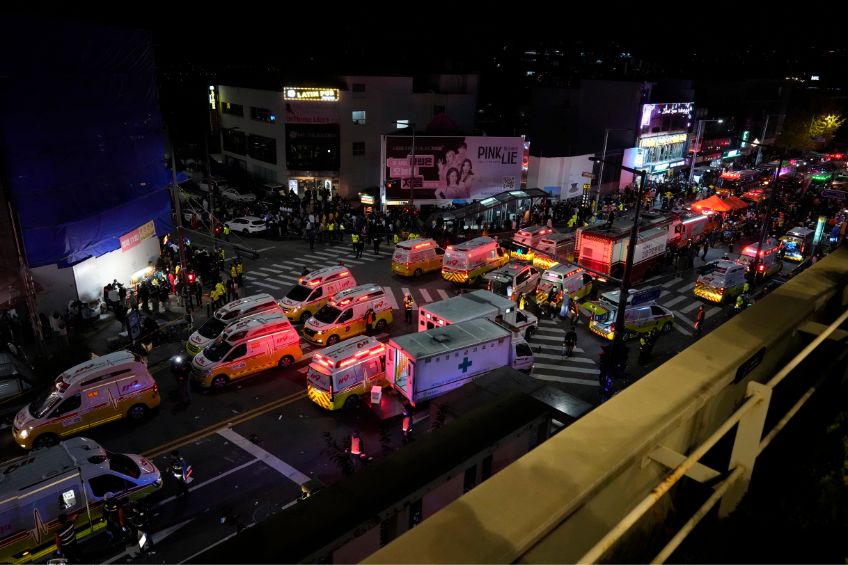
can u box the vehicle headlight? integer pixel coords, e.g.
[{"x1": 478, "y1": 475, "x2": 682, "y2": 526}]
[
  {"x1": 316, "y1": 330, "x2": 324, "y2": 335},
  {"x1": 19, "y1": 429, "x2": 28, "y2": 439}
]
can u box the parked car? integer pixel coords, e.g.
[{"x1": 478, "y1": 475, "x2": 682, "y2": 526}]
[
  {"x1": 226, "y1": 216, "x2": 267, "y2": 234},
  {"x1": 221, "y1": 188, "x2": 256, "y2": 203},
  {"x1": 182, "y1": 206, "x2": 209, "y2": 223},
  {"x1": 0, "y1": 350, "x2": 40, "y2": 423},
  {"x1": 197, "y1": 176, "x2": 228, "y2": 193}
]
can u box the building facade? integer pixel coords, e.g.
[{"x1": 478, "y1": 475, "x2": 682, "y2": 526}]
[{"x1": 216, "y1": 75, "x2": 478, "y2": 200}]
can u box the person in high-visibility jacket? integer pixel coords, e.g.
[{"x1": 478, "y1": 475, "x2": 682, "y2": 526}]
[
  {"x1": 223, "y1": 224, "x2": 231, "y2": 241},
  {"x1": 351, "y1": 233, "x2": 361, "y2": 258},
  {"x1": 519, "y1": 293, "x2": 526, "y2": 311},
  {"x1": 742, "y1": 281, "x2": 750, "y2": 294},
  {"x1": 567, "y1": 214, "x2": 578, "y2": 228},
  {"x1": 236, "y1": 259, "x2": 244, "y2": 284},
  {"x1": 403, "y1": 294, "x2": 415, "y2": 324},
  {"x1": 735, "y1": 294, "x2": 745, "y2": 311},
  {"x1": 229, "y1": 264, "x2": 237, "y2": 281},
  {"x1": 393, "y1": 233, "x2": 400, "y2": 246}
]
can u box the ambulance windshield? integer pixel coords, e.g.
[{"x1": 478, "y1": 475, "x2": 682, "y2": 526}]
[
  {"x1": 197, "y1": 317, "x2": 227, "y2": 339},
  {"x1": 203, "y1": 339, "x2": 232, "y2": 362},
  {"x1": 30, "y1": 388, "x2": 63, "y2": 419},
  {"x1": 314, "y1": 305, "x2": 342, "y2": 324},
  {"x1": 286, "y1": 285, "x2": 312, "y2": 302}
]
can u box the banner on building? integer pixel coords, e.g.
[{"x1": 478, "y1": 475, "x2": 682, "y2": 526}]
[
  {"x1": 120, "y1": 220, "x2": 155, "y2": 253},
  {"x1": 384, "y1": 136, "x2": 524, "y2": 200}
]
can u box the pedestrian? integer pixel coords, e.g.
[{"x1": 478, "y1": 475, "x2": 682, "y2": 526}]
[
  {"x1": 403, "y1": 294, "x2": 415, "y2": 324},
  {"x1": 306, "y1": 220, "x2": 315, "y2": 250},
  {"x1": 365, "y1": 308, "x2": 376, "y2": 335},
  {"x1": 169, "y1": 450, "x2": 191, "y2": 498},
  {"x1": 103, "y1": 494, "x2": 125, "y2": 545},
  {"x1": 546, "y1": 287, "x2": 557, "y2": 320},
  {"x1": 562, "y1": 328, "x2": 577, "y2": 358},
  {"x1": 351, "y1": 232, "x2": 360, "y2": 258},
  {"x1": 223, "y1": 223, "x2": 231, "y2": 241},
  {"x1": 127, "y1": 500, "x2": 153, "y2": 554},
  {"x1": 194, "y1": 278, "x2": 203, "y2": 307},
  {"x1": 518, "y1": 293, "x2": 526, "y2": 311},
  {"x1": 372, "y1": 232, "x2": 381, "y2": 255},
  {"x1": 694, "y1": 305, "x2": 705, "y2": 337},
  {"x1": 55, "y1": 513, "x2": 81, "y2": 563}
]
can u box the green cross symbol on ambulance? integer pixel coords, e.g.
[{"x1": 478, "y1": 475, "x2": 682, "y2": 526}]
[{"x1": 458, "y1": 357, "x2": 473, "y2": 373}]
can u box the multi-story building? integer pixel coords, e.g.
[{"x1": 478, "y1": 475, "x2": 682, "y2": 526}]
[{"x1": 215, "y1": 75, "x2": 478, "y2": 200}]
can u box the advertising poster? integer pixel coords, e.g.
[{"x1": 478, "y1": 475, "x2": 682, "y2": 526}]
[{"x1": 384, "y1": 136, "x2": 524, "y2": 201}]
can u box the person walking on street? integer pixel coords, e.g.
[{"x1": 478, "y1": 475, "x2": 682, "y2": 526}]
[
  {"x1": 103, "y1": 494, "x2": 125, "y2": 545},
  {"x1": 351, "y1": 233, "x2": 360, "y2": 258},
  {"x1": 563, "y1": 328, "x2": 577, "y2": 358},
  {"x1": 694, "y1": 305, "x2": 705, "y2": 337},
  {"x1": 701, "y1": 238, "x2": 710, "y2": 260},
  {"x1": 55, "y1": 513, "x2": 81, "y2": 563},
  {"x1": 403, "y1": 294, "x2": 415, "y2": 324},
  {"x1": 365, "y1": 308, "x2": 376, "y2": 335},
  {"x1": 169, "y1": 450, "x2": 191, "y2": 498}
]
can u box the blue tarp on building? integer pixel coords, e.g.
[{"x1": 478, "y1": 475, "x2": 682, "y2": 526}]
[{"x1": 0, "y1": 17, "x2": 173, "y2": 268}]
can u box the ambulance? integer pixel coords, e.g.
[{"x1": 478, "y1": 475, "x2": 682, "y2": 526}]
[
  {"x1": 191, "y1": 313, "x2": 302, "y2": 390},
  {"x1": 186, "y1": 293, "x2": 283, "y2": 356},
  {"x1": 441, "y1": 237, "x2": 509, "y2": 284},
  {"x1": 391, "y1": 238, "x2": 445, "y2": 277},
  {"x1": 306, "y1": 336, "x2": 387, "y2": 411},
  {"x1": 12, "y1": 351, "x2": 159, "y2": 450},
  {"x1": 532, "y1": 231, "x2": 576, "y2": 270},
  {"x1": 483, "y1": 263, "x2": 541, "y2": 299},
  {"x1": 302, "y1": 284, "x2": 393, "y2": 346},
  {"x1": 588, "y1": 300, "x2": 674, "y2": 341},
  {"x1": 779, "y1": 227, "x2": 815, "y2": 262},
  {"x1": 279, "y1": 266, "x2": 356, "y2": 323},
  {"x1": 511, "y1": 225, "x2": 554, "y2": 262},
  {"x1": 736, "y1": 238, "x2": 783, "y2": 279},
  {"x1": 535, "y1": 264, "x2": 593, "y2": 305},
  {"x1": 694, "y1": 260, "x2": 747, "y2": 303}
]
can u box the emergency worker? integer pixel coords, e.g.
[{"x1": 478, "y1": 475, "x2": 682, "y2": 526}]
[
  {"x1": 403, "y1": 294, "x2": 415, "y2": 324},
  {"x1": 365, "y1": 308, "x2": 376, "y2": 335},
  {"x1": 169, "y1": 450, "x2": 191, "y2": 498},
  {"x1": 55, "y1": 513, "x2": 80, "y2": 563},
  {"x1": 223, "y1": 224, "x2": 231, "y2": 241},
  {"x1": 103, "y1": 494, "x2": 125, "y2": 544}
]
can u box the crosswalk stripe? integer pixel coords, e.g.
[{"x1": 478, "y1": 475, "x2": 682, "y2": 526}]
[
  {"x1": 660, "y1": 289, "x2": 671, "y2": 298},
  {"x1": 705, "y1": 306, "x2": 721, "y2": 319},
  {"x1": 679, "y1": 282, "x2": 697, "y2": 292},
  {"x1": 675, "y1": 311, "x2": 695, "y2": 328},
  {"x1": 680, "y1": 301, "x2": 702, "y2": 314},
  {"x1": 529, "y1": 334, "x2": 563, "y2": 342},
  {"x1": 674, "y1": 322, "x2": 693, "y2": 336},
  {"x1": 536, "y1": 327, "x2": 565, "y2": 334},
  {"x1": 662, "y1": 277, "x2": 683, "y2": 288},
  {"x1": 534, "y1": 363, "x2": 601, "y2": 375},
  {"x1": 534, "y1": 353, "x2": 595, "y2": 364},
  {"x1": 382, "y1": 287, "x2": 399, "y2": 310},
  {"x1": 663, "y1": 295, "x2": 688, "y2": 308},
  {"x1": 532, "y1": 373, "x2": 601, "y2": 385},
  {"x1": 267, "y1": 276, "x2": 297, "y2": 285},
  {"x1": 532, "y1": 343, "x2": 586, "y2": 354},
  {"x1": 256, "y1": 267, "x2": 282, "y2": 273},
  {"x1": 270, "y1": 264, "x2": 290, "y2": 270},
  {"x1": 538, "y1": 319, "x2": 560, "y2": 327},
  {"x1": 437, "y1": 290, "x2": 450, "y2": 300},
  {"x1": 419, "y1": 289, "x2": 433, "y2": 302},
  {"x1": 250, "y1": 281, "x2": 281, "y2": 290}
]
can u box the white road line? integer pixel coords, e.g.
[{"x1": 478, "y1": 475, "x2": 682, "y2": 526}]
[
  {"x1": 678, "y1": 282, "x2": 697, "y2": 292},
  {"x1": 530, "y1": 334, "x2": 564, "y2": 342},
  {"x1": 250, "y1": 281, "x2": 281, "y2": 290},
  {"x1": 419, "y1": 288, "x2": 433, "y2": 302},
  {"x1": 534, "y1": 353, "x2": 595, "y2": 364},
  {"x1": 255, "y1": 246, "x2": 276, "y2": 252},
  {"x1": 437, "y1": 289, "x2": 450, "y2": 300},
  {"x1": 270, "y1": 264, "x2": 290, "y2": 270},
  {"x1": 675, "y1": 311, "x2": 695, "y2": 327},
  {"x1": 536, "y1": 326, "x2": 565, "y2": 334},
  {"x1": 531, "y1": 373, "x2": 601, "y2": 386},
  {"x1": 155, "y1": 459, "x2": 261, "y2": 507},
  {"x1": 255, "y1": 266, "x2": 283, "y2": 273},
  {"x1": 681, "y1": 301, "x2": 702, "y2": 314},
  {"x1": 643, "y1": 274, "x2": 662, "y2": 283},
  {"x1": 532, "y1": 343, "x2": 586, "y2": 354},
  {"x1": 660, "y1": 289, "x2": 671, "y2": 298},
  {"x1": 705, "y1": 306, "x2": 721, "y2": 318},
  {"x1": 674, "y1": 323, "x2": 693, "y2": 336},
  {"x1": 218, "y1": 428, "x2": 311, "y2": 485},
  {"x1": 267, "y1": 276, "x2": 298, "y2": 285},
  {"x1": 663, "y1": 295, "x2": 689, "y2": 308},
  {"x1": 533, "y1": 363, "x2": 600, "y2": 374},
  {"x1": 383, "y1": 287, "x2": 399, "y2": 310},
  {"x1": 538, "y1": 319, "x2": 561, "y2": 326},
  {"x1": 662, "y1": 277, "x2": 683, "y2": 288}
]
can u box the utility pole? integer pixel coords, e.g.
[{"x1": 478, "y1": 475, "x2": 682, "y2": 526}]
[
  {"x1": 168, "y1": 134, "x2": 188, "y2": 275},
  {"x1": 594, "y1": 129, "x2": 610, "y2": 214},
  {"x1": 7, "y1": 201, "x2": 44, "y2": 350},
  {"x1": 755, "y1": 115, "x2": 770, "y2": 166}
]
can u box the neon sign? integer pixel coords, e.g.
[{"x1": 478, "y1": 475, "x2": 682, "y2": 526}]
[{"x1": 283, "y1": 87, "x2": 339, "y2": 102}]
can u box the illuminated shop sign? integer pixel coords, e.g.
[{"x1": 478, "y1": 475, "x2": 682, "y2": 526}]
[
  {"x1": 652, "y1": 163, "x2": 669, "y2": 172},
  {"x1": 283, "y1": 87, "x2": 340, "y2": 102},
  {"x1": 639, "y1": 133, "x2": 688, "y2": 148},
  {"x1": 669, "y1": 160, "x2": 686, "y2": 168},
  {"x1": 641, "y1": 102, "x2": 694, "y2": 127}
]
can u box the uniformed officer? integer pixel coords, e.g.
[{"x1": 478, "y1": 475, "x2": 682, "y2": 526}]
[
  {"x1": 403, "y1": 294, "x2": 415, "y2": 324},
  {"x1": 169, "y1": 450, "x2": 190, "y2": 498},
  {"x1": 55, "y1": 513, "x2": 80, "y2": 563},
  {"x1": 102, "y1": 494, "x2": 125, "y2": 544}
]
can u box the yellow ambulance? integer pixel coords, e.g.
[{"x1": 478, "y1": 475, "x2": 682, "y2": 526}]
[
  {"x1": 306, "y1": 336, "x2": 387, "y2": 410},
  {"x1": 279, "y1": 266, "x2": 356, "y2": 323},
  {"x1": 391, "y1": 238, "x2": 445, "y2": 277},
  {"x1": 302, "y1": 284, "x2": 393, "y2": 346}
]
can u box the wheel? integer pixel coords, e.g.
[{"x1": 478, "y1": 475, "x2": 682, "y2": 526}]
[
  {"x1": 128, "y1": 404, "x2": 148, "y2": 421},
  {"x1": 33, "y1": 433, "x2": 59, "y2": 449},
  {"x1": 344, "y1": 394, "x2": 361, "y2": 410},
  {"x1": 211, "y1": 374, "x2": 228, "y2": 390},
  {"x1": 413, "y1": 268, "x2": 423, "y2": 278},
  {"x1": 242, "y1": 228, "x2": 249, "y2": 234},
  {"x1": 278, "y1": 355, "x2": 295, "y2": 368},
  {"x1": 299, "y1": 311, "x2": 312, "y2": 324},
  {"x1": 525, "y1": 327, "x2": 534, "y2": 340},
  {"x1": 327, "y1": 334, "x2": 340, "y2": 346},
  {"x1": 662, "y1": 323, "x2": 673, "y2": 334},
  {"x1": 375, "y1": 319, "x2": 387, "y2": 331}
]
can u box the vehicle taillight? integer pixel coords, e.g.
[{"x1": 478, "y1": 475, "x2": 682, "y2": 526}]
[
  {"x1": 153, "y1": 384, "x2": 159, "y2": 395},
  {"x1": 758, "y1": 264, "x2": 765, "y2": 272}
]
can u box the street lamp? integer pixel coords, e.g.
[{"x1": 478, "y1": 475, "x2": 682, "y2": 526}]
[
  {"x1": 594, "y1": 128, "x2": 634, "y2": 213},
  {"x1": 589, "y1": 156, "x2": 648, "y2": 384},
  {"x1": 688, "y1": 118, "x2": 723, "y2": 184}
]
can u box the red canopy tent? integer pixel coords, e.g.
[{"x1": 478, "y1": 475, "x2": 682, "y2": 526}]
[
  {"x1": 692, "y1": 195, "x2": 734, "y2": 213},
  {"x1": 725, "y1": 195, "x2": 749, "y2": 210}
]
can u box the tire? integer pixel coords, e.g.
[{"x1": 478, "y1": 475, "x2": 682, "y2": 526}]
[
  {"x1": 278, "y1": 355, "x2": 295, "y2": 368},
  {"x1": 211, "y1": 374, "x2": 228, "y2": 391},
  {"x1": 33, "y1": 433, "x2": 59, "y2": 450},
  {"x1": 344, "y1": 394, "x2": 360, "y2": 411},
  {"x1": 413, "y1": 268, "x2": 423, "y2": 278},
  {"x1": 662, "y1": 323, "x2": 673, "y2": 334},
  {"x1": 299, "y1": 311, "x2": 312, "y2": 324},
  {"x1": 525, "y1": 327, "x2": 534, "y2": 340},
  {"x1": 375, "y1": 319, "x2": 387, "y2": 331},
  {"x1": 242, "y1": 228, "x2": 249, "y2": 235},
  {"x1": 128, "y1": 403, "x2": 148, "y2": 421},
  {"x1": 327, "y1": 334, "x2": 340, "y2": 346}
]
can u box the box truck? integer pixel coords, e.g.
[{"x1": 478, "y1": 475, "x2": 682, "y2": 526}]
[{"x1": 417, "y1": 289, "x2": 538, "y2": 338}]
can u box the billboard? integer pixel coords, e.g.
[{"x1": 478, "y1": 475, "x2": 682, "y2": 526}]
[{"x1": 384, "y1": 136, "x2": 524, "y2": 200}]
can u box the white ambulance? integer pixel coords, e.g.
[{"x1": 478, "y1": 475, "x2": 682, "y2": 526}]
[
  {"x1": 302, "y1": 284, "x2": 393, "y2": 346},
  {"x1": 306, "y1": 336, "x2": 387, "y2": 411},
  {"x1": 279, "y1": 266, "x2": 356, "y2": 323},
  {"x1": 511, "y1": 225, "x2": 554, "y2": 262},
  {"x1": 441, "y1": 237, "x2": 509, "y2": 284},
  {"x1": 186, "y1": 293, "x2": 283, "y2": 356}
]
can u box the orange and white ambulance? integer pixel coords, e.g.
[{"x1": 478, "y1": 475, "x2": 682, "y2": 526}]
[
  {"x1": 306, "y1": 336, "x2": 387, "y2": 410},
  {"x1": 302, "y1": 284, "x2": 393, "y2": 346},
  {"x1": 441, "y1": 237, "x2": 508, "y2": 284},
  {"x1": 279, "y1": 266, "x2": 356, "y2": 323}
]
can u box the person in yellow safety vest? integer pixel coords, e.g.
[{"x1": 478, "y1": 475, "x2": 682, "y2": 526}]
[
  {"x1": 217, "y1": 248, "x2": 225, "y2": 262},
  {"x1": 223, "y1": 224, "x2": 231, "y2": 241},
  {"x1": 328, "y1": 221, "x2": 334, "y2": 243},
  {"x1": 236, "y1": 260, "x2": 244, "y2": 285},
  {"x1": 351, "y1": 233, "x2": 360, "y2": 257},
  {"x1": 215, "y1": 280, "x2": 226, "y2": 305},
  {"x1": 519, "y1": 293, "x2": 526, "y2": 311},
  {"x1": 210, "y1": 287, "x2": 219, "y2": 310},
  {"x1": 403, "y1": 294, "x2": 415, "y2": 324},
  {"x1": 175, "y1": 264, "x2": 181, "y2": 276},
  {"x1": 567, "y1": 214, "x2": 578, "y2": 228},
  {"x1": 742, "y1": 281, "x2": 750, "y2": 294},
  {"x1": 393, "y1": 233, "x2": 400, "y2": 246},
  {"x1": 735, "y1": 294, "x2": 744, "y2": 311},
  {"x1": 618, "y1": 202, "x2": 624, "y2": 212},
  {"x1": 229, "y1": 264, "x2": 237, "y2": 280}
]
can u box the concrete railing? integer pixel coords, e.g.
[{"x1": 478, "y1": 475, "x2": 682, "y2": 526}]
[{"x1": 365, "y1": 245, "x2": 848, "y2": 564}]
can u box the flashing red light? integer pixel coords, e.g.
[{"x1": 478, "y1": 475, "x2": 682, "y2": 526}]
[
  {"x1": 358, "y1": 295, "x2": 369, "y2": 302},
  {"x1": 758, "y1": 264, "x2": 765, "y2": 272},
  {"x1": 152, "y1": 383, "x2": 159, "y2": 395},
  {"x1": 517, "y1": 231, "x2": 529, "y2": 236},
  {"x1": 413, "y1": 242, "x2": 432, "y2": 249},
  {"x1": 446, "y1": 246, "x2": 454, "y2": 251},
  {"x1": 187, "y1": 272, "x2": 196, "y2": 284}
]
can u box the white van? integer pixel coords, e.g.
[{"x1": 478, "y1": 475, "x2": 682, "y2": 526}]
[
  {"x1": 280, "y1": 266, "x2": 356, "y2": 323},
  {"x1": 192, "y1": 313, "x2": 302, "y2": 390},
  {"x1": 186, "y1": 293, "x2": 283, "y2": 356},
  {"x1": 303, "y1": 284, "x2": 393, "y2": 346},
  {"x1": 12, "y1": 351, "x2": 159, "y2": 450},
  {"x1": 536, "y1": 264, "x2": 593, "y2": 305},
  {"x1": 442, "y1": 237, "x2": 508, "y2": 284},
  {"x1": 484, "y1": 263, "x2": 541, "y2": 299}
]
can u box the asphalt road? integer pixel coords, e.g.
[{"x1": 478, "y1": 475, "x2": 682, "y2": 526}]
[{"x1": 0, "y1": 229, "x2": 799, "y2": 563}]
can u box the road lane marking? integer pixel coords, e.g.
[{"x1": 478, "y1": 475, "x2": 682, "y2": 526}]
[
  {"x1": 660, "y1": 289, "x2": 671, "y2": 298},
  {"x1": 536, "y1": 326, "x2": 565, "y2": 334},
  {"x1": 154, "y1": 459, "x2": 261, "y2": 507},
  {"x1": 382, "y1": 286, "x2": 399, "y2": 309},
  {"x1": 256, "y1": 246, "x2": 276, "y2": 252},
  {"x1": 256, "y1": 266, "x2": 282, "y2": 273},
  {"x1": 678, "y1": 282, "x2": 697, "y2": 292},
  {"x1": 662, "y1": 277, "x2": 683, "y2": 288},
  {"x1": 534, "y1": 353, "x2": 595, "y2": 364},
  {"x1": 533, "y1": 363, "x2": 600, "y2": 374},
  {"x1": 663, "y1": 295, "x2": 688, "y2": 308},
  {"x1": 250, "y1": 281, "x2": 281, "y2": 290},
  {"x1": 675, "y1": 311, "x2": 694, "y2": 327},
  {"x1": 419, "y1": 289, "x2": 433, "y2": 302},
  {"x1": 532, "y1": 343, "x2": 586, "y2": 354},
  {"x1": 437, "y1": 289, "x2": 450, "y2": 300},
  {"x1": 705, "y1": 306, "x2": 721, "y2": 318},
  {"x1": 529, "y1": 334, "x2": 562, "y2": 342},
  {"x1": 681, "y1": 301, "x2": 702, "y2": 314},
  {"x1": 674, "y1": 322, "x2": 693, "y2": 336},
  {"x1": 531, "y1": 373, "x2": 600, "y2": 386},
  {"x1": 218, "y1": 428, "x2": 311, "y2": 485}
]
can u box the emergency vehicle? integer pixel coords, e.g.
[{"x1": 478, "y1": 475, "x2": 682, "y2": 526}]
[
  {"x1": 668, "y1": 211, "x2": 715, "y2": 248},
  {"x1": 532, "y1": 231, "x2": 576, "y2": 270},
  {"x1": 418, "y1": 289, "x2": 538, "y2": 338},
  {"x1": 694, "y1": 260, "x2": 747, "y2": 303},
  {"x1": 736, "y1": 238, "x2": 783, "y2": 279},
  {"x1": 302, "y1": 285, "x2": 392, "y2": 346},
  {"x1": 576, "y1": 212, "x2": 672, "y2": 283},
  {"x1": 779, "y1": 227, "x2": 815, "y2": 262},
  {"x1": 441, "y1": 237, "x2": 508, "y2": 284},
  {"x1": 535, "y1": 264, "x2": 593, "y2": 305},
  {"x1": 391, "y1": 238, "x2": 445, "y2": 277},
  {"x1": 586, "y1": 287, "x2": 674, "y2": 341},
  {"x1": 306, "y1": 336, "x2": 387, "y2": 411},
  {"x1": 483, "y1": 263, "x2": 541, "y2": 299},
  {"x1": 0, "y1": 438, "x2": 162, "y2": 563},
  {"x1": 191, "y1": 314, "x2": 302, "y2": 390},
  {"x1": 186, "y1": 293, "x2": 283, "y2": 356},
  {"x1": 279, "y1": 266, "x2": 356, "y2": 323},
  {"x1": 13, "y1": 351, "x2": 159, "y2": 450},
  {"x1": 510, "y1": 226, "x2": 554, "y2": 262}
]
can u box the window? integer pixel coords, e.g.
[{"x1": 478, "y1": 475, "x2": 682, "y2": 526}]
[
  {"x1": 308, "y1": 287, "x2": 323, "y2": 301},
  {"x1": 225, "y1": 344, "x2": 247, "y2": 361},
  {"x1": 515, "y1": 342, "x2": 533, "y2": 357},
  {"x1": 352, "y1": 83, "x2": 366, "y2": 93},
  {"x1": 88, "y1": 474, "x2": 132, "y2": 498},
  {"x1": 223, "y1": 128, "x2": 247, "y2": 155},
  {"x1": 248, "y1": 134, "x2": 277, "y2": 164},
  {"x1": 352, "y1": 111, "x2": 366, "y2": 125},
  {"x1": 52, "y1": 394, "x2": 81, "y2": 417},
  {"x1": 338, "y1": 309, "x2": 353, "y2": 323},
  {"x1": 352, "y1": 142, "x2": 365, "y2": 156},
  {"x1": 221, "y1": 102, "x2": 244, "y2": 117},
  {"x1": 251, "y1": 106, "x2": 276, "y2": 123},
  {"x1": 651, "y1": 306, "x2": 667, "y2": 317},
  {"x1": 361, "y1": 358, "x2": 381, "y2": 379}
]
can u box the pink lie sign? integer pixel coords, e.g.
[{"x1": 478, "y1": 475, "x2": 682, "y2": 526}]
[{"x1": 120, "y1": 220, "x2": 155, "y2": 252}]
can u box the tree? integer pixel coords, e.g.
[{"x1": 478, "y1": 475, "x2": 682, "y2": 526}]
[
  {"x1": 777, "y1": 114, "x2": 816, "y2": 151},
  {"x1": 809, "y1": 114, "x2": 846, "y2": 145}
]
